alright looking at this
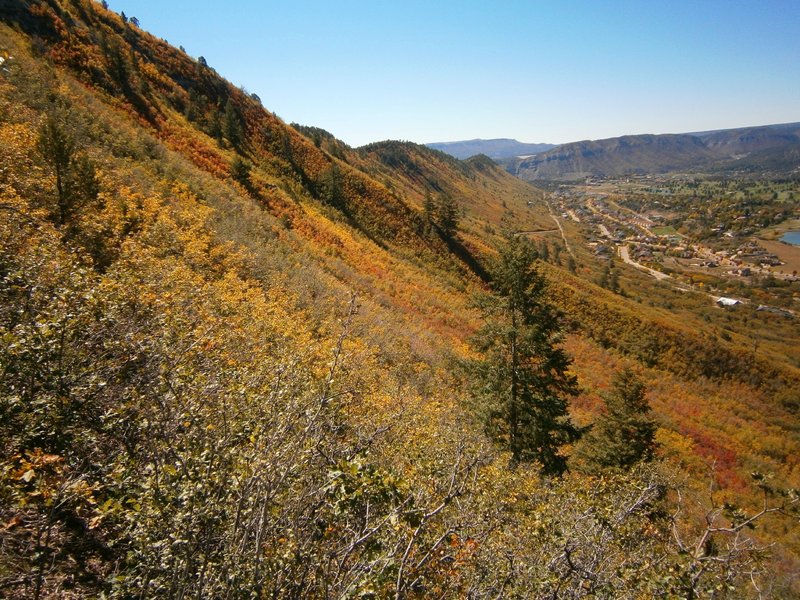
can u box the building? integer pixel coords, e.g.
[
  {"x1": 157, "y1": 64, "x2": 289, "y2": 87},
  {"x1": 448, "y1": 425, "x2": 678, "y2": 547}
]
[{"x1": 716, "y1": 297, "x2": 741, "y2": 307}]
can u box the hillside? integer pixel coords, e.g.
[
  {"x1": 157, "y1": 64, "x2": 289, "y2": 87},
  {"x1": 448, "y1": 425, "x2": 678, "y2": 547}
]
[
  {"x1": 511, "y1": 123, "x2": 800, "y2": 181},
  {"x1": 426, "y1": 138, "x2": 555, "y2": 160},
  {"x1": 1, "y1": 1, "x2": 799, "y2": 598}
]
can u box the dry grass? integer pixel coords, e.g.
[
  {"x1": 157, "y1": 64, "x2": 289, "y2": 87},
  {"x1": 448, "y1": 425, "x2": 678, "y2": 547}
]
[{"x1": 758, "y1": 238, "x2": 800, "y2": 274}]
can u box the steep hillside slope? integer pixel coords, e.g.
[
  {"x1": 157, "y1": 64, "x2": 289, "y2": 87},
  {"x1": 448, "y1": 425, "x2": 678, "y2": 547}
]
[
  {"x1": 352, "y1": 141, "x2": 553, "y2": 245},
  {"x1": 0, "y1": 0, "x2": 548, "y2": 348},
  {"x1": 1, "y1": 1, "x2": 798, "y2": 598}
]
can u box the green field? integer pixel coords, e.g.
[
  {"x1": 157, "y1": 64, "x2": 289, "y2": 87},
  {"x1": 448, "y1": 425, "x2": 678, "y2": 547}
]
[{"x1": 651, "y1": 225, "x2": 679, "y2": 236}]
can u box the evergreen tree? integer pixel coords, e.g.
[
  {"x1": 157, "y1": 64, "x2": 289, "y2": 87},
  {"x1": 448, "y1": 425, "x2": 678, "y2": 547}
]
[
  {"x1": 37, "y1": 113, "x2": 99, "y2": 227},
  {"x1": 222, "y1": 98, "x2": 243, "y2": 148},
  {"x1": 230, "y1": 156, "x2": 251, "y2": 188},
  {"x1": 609, "y1": 267, "x2": 620, "y2": 293},
  {"x1": 318, "y1": 164, "x2": 346, "y2": 209},
  {"x1": 37, "y1": 113, "x2": 74, "y2": 225},
  {"x1": 206, "y1": 109, "x2": 222, "y2": 141},
  {"x1": 422, "y1": 192, "x2": 436, "y2": 235},
  {"x1": 423, "y1": 192, "x2": 435, "y2": 221},
  {"x1": 184, "y1": 90, "x2": 200, "y2": 122},
  {"x1": 574, "y1": 368, "x2": 657, "y2": 472},
  {"x1": 598, "y1": 263, "x2": 621, "y2": 293},
  {"x1": 598, "y1": 263, "x2": 610, "y2": 289},
  {"x1": 552, "y1": 242, "x2": 562, "y2": 264},
  {"x1": 538, "y1": 240, "x2": 550, "y2": 262},
  {"x1": 436, "y1": 194, "x2": 459, "y2": 239},
  {"x1": 467, "y1": 232, "x2": 579, "y2": 475},
  {"x1": 567, "y1": 256, "x2": 577, "y2": 274}
]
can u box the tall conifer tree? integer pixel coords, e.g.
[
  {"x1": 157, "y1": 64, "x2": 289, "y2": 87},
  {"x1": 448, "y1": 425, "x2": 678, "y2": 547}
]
[
  {"x1": 436, "y1": 194, "x2": 459, "y2": 238},
  {"x1": 574, "y1": 367, "x2": 657, "y2": 472},
  {"x1": 468, "y1": 231, "x2": 579, "y2": 475}
]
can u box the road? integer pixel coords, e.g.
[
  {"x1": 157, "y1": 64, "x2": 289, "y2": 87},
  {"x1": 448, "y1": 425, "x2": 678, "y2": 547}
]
[{"x1": 618, "y1": 245, "x2": 672, "y2": 281}]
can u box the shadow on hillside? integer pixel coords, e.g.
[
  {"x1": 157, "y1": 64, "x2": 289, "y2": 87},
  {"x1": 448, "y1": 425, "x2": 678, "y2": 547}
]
[{"x1": 440, "y1": 230, "x2": 491, "y2": 283}]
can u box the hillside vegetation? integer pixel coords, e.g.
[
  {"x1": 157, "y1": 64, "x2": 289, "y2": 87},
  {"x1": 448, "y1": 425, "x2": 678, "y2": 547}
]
[{"x1": 1, "y1": 1, "x2": 798, "y2": 598}]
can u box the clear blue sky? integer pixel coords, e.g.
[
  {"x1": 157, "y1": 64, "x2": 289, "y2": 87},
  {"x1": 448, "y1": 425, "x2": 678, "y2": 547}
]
[{"x1": 108, "y1": 0, "x2": 800, "y2": 147}]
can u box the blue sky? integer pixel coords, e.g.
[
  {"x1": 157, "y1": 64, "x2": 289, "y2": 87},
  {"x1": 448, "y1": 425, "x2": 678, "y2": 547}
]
[{"x1": 108, "y1": 1, "x2": 800, "y2": 147}]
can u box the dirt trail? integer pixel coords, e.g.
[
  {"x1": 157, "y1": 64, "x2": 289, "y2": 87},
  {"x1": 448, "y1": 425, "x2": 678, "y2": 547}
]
[{"x1": 545, "y1": 196, "x2": 576, "y2": 260}]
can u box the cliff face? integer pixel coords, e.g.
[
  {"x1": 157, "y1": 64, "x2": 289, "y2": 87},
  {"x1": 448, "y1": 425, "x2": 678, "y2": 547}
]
[{"x1": 510, "y1": 124, "x2": 800, "y2": 180}]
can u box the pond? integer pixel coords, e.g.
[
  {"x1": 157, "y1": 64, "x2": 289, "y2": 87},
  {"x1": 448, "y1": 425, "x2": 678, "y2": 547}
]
[{"x1": 780, "y1": 231, "x2": 800, "y2": 246}]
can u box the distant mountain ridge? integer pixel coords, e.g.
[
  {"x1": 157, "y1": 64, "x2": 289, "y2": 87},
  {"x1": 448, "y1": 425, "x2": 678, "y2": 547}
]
[
  {"x1": 426, "y1": 138, "x2": 555, "y2": 160},
  {"x1": 510, "y1": 122, "x2": 800, "y2": 181}
]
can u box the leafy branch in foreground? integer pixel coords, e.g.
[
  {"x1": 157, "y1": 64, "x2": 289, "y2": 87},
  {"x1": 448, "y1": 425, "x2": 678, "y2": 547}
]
[{"x1": 667, "y1": 469, "x2": 800, "y2": 598}]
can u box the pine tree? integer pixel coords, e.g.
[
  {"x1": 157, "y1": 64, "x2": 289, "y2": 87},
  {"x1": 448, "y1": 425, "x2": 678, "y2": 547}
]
[
  {"x1": 538, "y1": 240, "x2": 550, "y2": 262},
  {"x1": 609, "y1": 267, "x2": 620, "y2": 293},
  {"x1": 567, "y1": 256, "x2": 577, "y2": 274},
  {"x1": 467, "y1": 232, "x2": 579, "y2": 475},
  {"x1": 318, "y1": 164, "x2": 346, "y2": 209},
  {"x1": 422, "y1": 192, "x2": 435, "y2": 218},
  {"x1": 230, "y1": 156, "x2": 251, "y2": 188},
  {"x1": 436, "y1": 194, "x2": 459, "y2": 239},
  {"x1": 598, "y1": 263, "x2": 611, "y2": 289},
  {"x1": 420, "y1": 192, "x2": 435, "y2": 236},
  {"x1": 574, "y1": 368, "x2": 657, "y2": 472},
  {"x1": 222, "y1": 98, "x2": 243, "y2": 148}
]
